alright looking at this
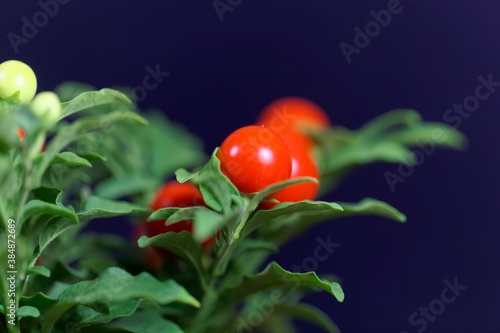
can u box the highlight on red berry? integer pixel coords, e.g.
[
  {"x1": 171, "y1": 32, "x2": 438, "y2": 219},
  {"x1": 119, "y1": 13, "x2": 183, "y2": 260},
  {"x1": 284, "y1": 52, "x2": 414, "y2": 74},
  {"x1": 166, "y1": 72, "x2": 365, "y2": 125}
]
[
  {"x1": 144, "y1": 181, "x2": 214, "y2": 250},
  {"x1": 218, "y1": 125, "x2": 292, "y2": 196},
  {"x1": 256, "y1": 96, "x2": 331, "y2": 145}
]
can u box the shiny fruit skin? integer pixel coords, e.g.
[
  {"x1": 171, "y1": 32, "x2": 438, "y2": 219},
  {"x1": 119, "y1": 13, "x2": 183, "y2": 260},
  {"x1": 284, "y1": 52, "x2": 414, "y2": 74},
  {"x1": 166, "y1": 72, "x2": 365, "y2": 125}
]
[
  {"x1": 256, "y1": 96, "x2": 331, "y2": 144},
  {"x1": 261, "y1": 142, "x2": 320, "y2": 209},
  {"x1": 0, "y1": 60, "x2": 37, "y2": 103},
  {"x1": 218, "y1": 125, "x2": 292, "y2": 195}
]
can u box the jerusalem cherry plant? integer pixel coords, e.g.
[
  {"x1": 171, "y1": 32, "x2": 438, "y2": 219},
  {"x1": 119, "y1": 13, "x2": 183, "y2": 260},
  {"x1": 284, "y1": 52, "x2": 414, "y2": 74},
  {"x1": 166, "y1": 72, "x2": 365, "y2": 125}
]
[{"x1": 0, "y1": 60, "x2": 466, "y2": 333}]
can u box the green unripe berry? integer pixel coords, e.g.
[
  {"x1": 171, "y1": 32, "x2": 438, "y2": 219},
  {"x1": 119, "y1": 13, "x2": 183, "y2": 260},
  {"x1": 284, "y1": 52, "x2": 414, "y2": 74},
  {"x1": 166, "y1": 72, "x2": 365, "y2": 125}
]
[
  {"x1": 31, "y1": 91, "x2": 62, "y2": 125},
  {"x1": 0, "y1": 60, "x2": 37, "y2": 103}
]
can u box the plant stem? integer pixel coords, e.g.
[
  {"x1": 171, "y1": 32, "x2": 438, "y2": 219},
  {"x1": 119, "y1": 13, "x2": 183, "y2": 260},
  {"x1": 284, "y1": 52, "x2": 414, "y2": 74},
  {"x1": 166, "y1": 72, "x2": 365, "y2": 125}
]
[
  {"x1": 15, "y1": 136, "x2": 34, "y2": 230},
  {"x1": 187, "y1": 200, "x2": 254, "y2": 333},
  {"x1": 187, "y1": 238, "x2": 232, "y2": 333}
]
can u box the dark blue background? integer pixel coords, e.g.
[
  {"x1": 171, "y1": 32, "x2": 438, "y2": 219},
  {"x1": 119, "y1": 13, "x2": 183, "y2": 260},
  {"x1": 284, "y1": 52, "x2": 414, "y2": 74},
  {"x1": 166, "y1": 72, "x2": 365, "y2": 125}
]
[{"x1": 2, "y1": 1, "x2": 499, "y2": 332}]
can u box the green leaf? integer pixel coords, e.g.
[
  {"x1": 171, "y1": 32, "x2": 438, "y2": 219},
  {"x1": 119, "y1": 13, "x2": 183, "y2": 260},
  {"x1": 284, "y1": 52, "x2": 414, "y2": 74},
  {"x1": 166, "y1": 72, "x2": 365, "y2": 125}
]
[
  {"x1": 32, "y1": 187, "x2": 61, "y2": 204},
  {"x1": 221, "y1": 262, "x2": 344, "y2": 304},
  {"x1": 0, "y1": 90, "x2": 21, "y2": 105},
  {"x1": 55, "y1": 81, "x2": 96, "y2": 102},
  {"x1": 38, "y1": 218, "x2": 79, "y2": 260},
  {"x1": 78, "y1": 196, "x2": 150, "y2": 223},
  {"x1": 59, "y1": 88, "x2": 132, "y2": 120},
  {"x1": 46, "y1": 282, "x2": 72, "y2": 299},
  {"x1": 336, "y1": 198, "x2": 407, "y2": 222},
  {"x1": 243, "y1": 201, "x2": 343, "y2": 239},
  {"x1": 79, "y1": 257, "x2": 118, "y2": 275},
  {"x1": 148, "y1": 206, "x2": 206, "y2": 226},
  {"x1": 193, "y1": 208, "x2": 231, "y2": 240},
  {"x1": 273, "y1": 303, "x2": 340, "y2": 333},
  {"x1": 106, "y1": 309, "x2": 184, "y2": 333},
  {"x1": 263, "y1": 199, "x2": 406, "y2": 245},
  {"x1": 41, "y1": 267, "x2": 199, "y2": 333},
  {"x1": 324, "y1": 139, "x2": 414, "y2": 170},
  {"x1": 20, "y1": 293, "x2": 57, "y2": 312},
  {"x1": 59, "y1": 267, "x2": 200, "y2": 306},
  {"x1": 148, "y1": 205, "x2": 237, "y2": 242},
  {"x1": 233, "y1": 239, "x2": 279, "y2": 257},
  {"x1": 57, "y1": 233, "x2": 128, "y2": 264},
  {"x1": 22, "y1": 200, "x2": 78, "y2": 223},
  {"x1": 37, "y1": 111, "x2": 147, "y2": 185},
  {"x1": 196, "y1": 149, "x2": 240, "y2": 213},
  {"x1": 95, "y1": 174, "x2": 158, "y2": 199},
  {"x1": 97, "y1": 112, "x2": 204, "y2": 182},
  {"x1": 0, "y1": 156, "x2": 17, "y2": 224},
  {"x1": 12, "y1": 104, "x2": 41, "y2": 132},
  {"x1": 138, "y1": 232, "x2": 207, "y2": 286},
  {"x1": 218, "y1": 239, "x2": 279, "y2": 286},
  {"x1": 260, "y1": 316, "x2": 297, "y2": 333},
  {"x1": 73, "y1": 300, "x2": 141, "y2": 329},
  {"x1": 49, "y1": 260, "x2": 89, "y2": 282},
  {"x1": 250, "y1": 177, "x2": 319, "y2": 207},
  {"x1": 0, "y1": 109, "x2": 20, "y2": 151},
  {"x1": 75, "y1": 151, "x2": 108, "y2": 162},
  {"x1": 385, "y1": 122, "x2": 467, "y2": 149},
  {"x1": 17, "y1": 306, "x2": 40, "y2": 319},
  {"x1": 51, "y1": 152, "x2": 92, "y2": 168},
  {"x1": 358, "y1": 109, "x2": 422, "y2": 139},
  {"x1": 318, "y1": 109, "x2": 466, "y2": 193},
  {"x1": 140, "y1": 112, "x2": 205, "y2": 178},
  {"x1": 26, "y1": 265, "x2": 51, "y2": 278},
  {"x1": 175, "y1": 168, "x2": 199, "y2": 183}
]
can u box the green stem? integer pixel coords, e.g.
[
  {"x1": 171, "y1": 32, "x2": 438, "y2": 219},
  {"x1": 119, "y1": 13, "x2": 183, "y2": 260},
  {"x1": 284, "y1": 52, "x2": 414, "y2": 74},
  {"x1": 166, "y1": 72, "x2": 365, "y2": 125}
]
[
  {"x1": 14, "y1": 185, "x2": 29, "y2": 231},
  {"x1": 15, "y1": 133, "x2": 36, "y2": 230},
  {"x1": 188, "y1": 238, "x2": 232, "y2": 333},
  {"x1": 232, "y1": 200, "x2": 258, "y2": 241},
  {"x1": 187, "y1": 200, "x2": 254, "y2": 333}
]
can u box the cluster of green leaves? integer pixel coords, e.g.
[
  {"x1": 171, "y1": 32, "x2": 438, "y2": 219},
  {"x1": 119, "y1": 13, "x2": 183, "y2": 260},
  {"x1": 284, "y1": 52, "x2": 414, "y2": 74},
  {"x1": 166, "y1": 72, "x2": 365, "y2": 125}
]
[
  {"x1": 137, "y1": 150, "x2": 408, "y2": 333},
  {"x1": 132, "y1": 110, "x2": 466, "y2": 333},
  {"x1": 0, "y1": 85, "x2": 205, "y2": 333},
  {"x1": 0, "y1": 81, "x2": 465, "y2": 333},
  {"x1": 316, "y1": 109, "x2": 467, "y2": 191}
]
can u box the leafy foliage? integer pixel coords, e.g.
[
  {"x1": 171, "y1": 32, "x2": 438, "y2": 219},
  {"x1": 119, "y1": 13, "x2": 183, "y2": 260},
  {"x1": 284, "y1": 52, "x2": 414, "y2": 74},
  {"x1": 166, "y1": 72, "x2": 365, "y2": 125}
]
[
  {"x1": 317, "y1": 109, "x2": 467, "y2": 191},
  {"x1": 0, "y1": 81, "x2": 465, "y2": 333}
]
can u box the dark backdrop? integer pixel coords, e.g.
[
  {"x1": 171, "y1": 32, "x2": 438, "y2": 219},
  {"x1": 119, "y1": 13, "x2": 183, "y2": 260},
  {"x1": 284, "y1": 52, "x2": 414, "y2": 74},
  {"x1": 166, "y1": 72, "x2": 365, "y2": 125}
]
[{"x1": 1, "y1": 1, "x2": 499, "y2": 332}]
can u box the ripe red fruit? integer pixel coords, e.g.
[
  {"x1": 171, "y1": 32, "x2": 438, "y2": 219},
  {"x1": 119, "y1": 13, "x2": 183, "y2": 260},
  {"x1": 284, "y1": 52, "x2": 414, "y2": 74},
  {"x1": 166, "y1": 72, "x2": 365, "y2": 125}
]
[
  {"x1": 260, "y1": 136, "x2": 320, "y2": 209},
  {"x1": 256, "y1": 97, "x2": 331, "y2": 145},
  {"x1": 145, "y1": 181, "x2": 213, "y2": 250},
  {"x1": 218, "y1": 125, "x2": 292, "y2": 195}
]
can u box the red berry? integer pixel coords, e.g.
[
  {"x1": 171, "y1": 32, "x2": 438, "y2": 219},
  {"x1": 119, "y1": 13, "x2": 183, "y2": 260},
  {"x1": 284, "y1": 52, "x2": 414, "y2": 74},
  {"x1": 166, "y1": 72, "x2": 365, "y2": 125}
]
[{"x1": 218, "y1": 125, "x2": 292, "y2": 196}]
